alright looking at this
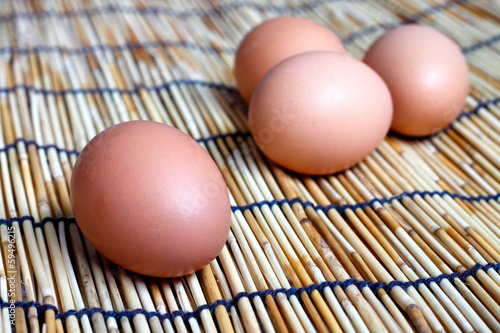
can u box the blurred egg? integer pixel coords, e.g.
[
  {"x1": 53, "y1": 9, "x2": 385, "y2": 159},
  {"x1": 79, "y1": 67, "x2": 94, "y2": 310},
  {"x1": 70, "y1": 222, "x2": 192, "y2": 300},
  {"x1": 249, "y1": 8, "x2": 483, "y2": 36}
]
[
  {"x1": 249, "y1": 51, "x2": 393, "y2": 175},
  {"x1": 234, "y1": 16, "x2": 346, "y2": 104},
  {"x1": 364, "y1": 24, "x2": 469, "y2": 137},
  {"x1": 70, "y1": 121, "x2": 231, "y2": 278}
]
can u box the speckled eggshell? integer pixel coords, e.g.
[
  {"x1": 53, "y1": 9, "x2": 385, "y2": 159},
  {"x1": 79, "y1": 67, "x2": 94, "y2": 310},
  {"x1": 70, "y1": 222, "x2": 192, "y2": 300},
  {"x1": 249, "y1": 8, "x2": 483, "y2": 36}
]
[
  {"x1": 363, "y1": 24, "x2": 469, "y2": 137},
  {"x1": 249, "y1": 51, "x2": 393, "y2": 175},
  {"x1": 70, "y1": 121, "x2": 231, "y2": 278},
  {"x1": 234, "y1": 16, "x2": 346, "y2": 104}
]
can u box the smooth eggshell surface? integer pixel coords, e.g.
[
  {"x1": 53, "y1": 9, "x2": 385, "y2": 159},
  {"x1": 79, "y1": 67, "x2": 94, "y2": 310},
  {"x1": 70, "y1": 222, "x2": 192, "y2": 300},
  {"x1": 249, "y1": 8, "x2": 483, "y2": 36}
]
[
  {"x1": 249, "y1": 52, "x2": 393, "y2": 175},
  {"x1": 70, "y1": 121, "x2": 231, "y2": 278},
  {"x1": 364, "y1": 24, "x2": 469, "y2": 137},
  {"x1": 234, "y1": 16, "x2": 346, "y2": 104}
]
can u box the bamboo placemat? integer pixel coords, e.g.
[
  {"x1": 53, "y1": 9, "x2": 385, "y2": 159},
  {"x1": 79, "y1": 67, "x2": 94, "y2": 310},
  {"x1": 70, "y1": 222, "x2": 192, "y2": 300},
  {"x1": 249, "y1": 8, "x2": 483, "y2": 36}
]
[{"x1": 1, "y1": 0, "x2": 500, "y2": 332}]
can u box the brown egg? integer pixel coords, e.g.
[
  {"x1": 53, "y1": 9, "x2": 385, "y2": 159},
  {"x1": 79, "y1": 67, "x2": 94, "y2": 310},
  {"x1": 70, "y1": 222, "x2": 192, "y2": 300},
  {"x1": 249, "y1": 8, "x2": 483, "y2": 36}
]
[
  {"x1": 363, "y1": 24, "x2": 469, "y2": 137},
  {"x1": 234, "y1": 16, "x2": 346, "y2": 104},
  {"x1": 70, "y1": 121, "x2": 231, "y2": 278},
  {"x1": 249, "y1": 51, "x2": 393, "y2": 175}
]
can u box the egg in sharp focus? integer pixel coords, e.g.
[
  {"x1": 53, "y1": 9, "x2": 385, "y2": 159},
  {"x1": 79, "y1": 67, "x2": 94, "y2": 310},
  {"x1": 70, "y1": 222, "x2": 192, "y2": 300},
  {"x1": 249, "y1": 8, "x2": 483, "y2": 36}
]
[
  {"x1": 248, "y1": 51, "x2": 393, "y2": 175},
  {"x1": 70, "y1": 121, "x2": 231, "y2": 278}
]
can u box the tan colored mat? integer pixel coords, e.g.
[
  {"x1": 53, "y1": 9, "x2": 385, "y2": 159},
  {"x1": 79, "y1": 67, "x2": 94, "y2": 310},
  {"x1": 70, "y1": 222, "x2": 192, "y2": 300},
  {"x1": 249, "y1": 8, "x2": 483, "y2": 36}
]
[{"x1": 1, "y1": 0, "x2": 500, "y2": 332}]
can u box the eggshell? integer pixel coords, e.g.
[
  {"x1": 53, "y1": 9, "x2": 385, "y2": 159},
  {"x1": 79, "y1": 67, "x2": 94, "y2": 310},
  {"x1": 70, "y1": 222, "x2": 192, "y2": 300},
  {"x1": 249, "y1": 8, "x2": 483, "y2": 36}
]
[
  {"x1": 249, "y1": 51, "x2": 393, "y2": 175},
  {"x1": 234, "y1": 16, "x2": 346, "y2": 104},
  {"x1": 363, "y1": 24, "x2": 469, "y2": 137},
  {"x1": 70, "y1": 121, "x2": 231, "y2": 278}
]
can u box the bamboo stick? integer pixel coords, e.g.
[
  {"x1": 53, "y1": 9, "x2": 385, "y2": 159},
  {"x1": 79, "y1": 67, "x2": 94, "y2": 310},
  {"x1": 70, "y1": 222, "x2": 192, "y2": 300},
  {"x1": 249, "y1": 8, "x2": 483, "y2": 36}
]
[{"x1": 1, "y1": 1, "x2": 500, "y2": 332}]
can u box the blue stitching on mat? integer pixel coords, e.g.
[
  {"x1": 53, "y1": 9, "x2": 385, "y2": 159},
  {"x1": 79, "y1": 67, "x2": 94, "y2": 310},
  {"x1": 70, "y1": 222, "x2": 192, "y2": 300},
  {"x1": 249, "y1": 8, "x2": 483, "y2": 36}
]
[
  {"x1": 3, "y1": 263, "x2": 499, "y2": 323},
  {"x1": 462, "y1": 34, "x2": 500, "y2": 54},
  {"x1": 3, "y1": 28, "x2": 497, "y2": 56},
  {"x1": 0, "y1": 95, "x2": 497, "y2": 190},
  {"x1": 0, "y1": 132, "x2": 252, "y2": 158},
  {"x1": 231, "y1": 191, "x2": 500, "y2": 215},
  {"x1": 1, "y1": 0, "x2": 485, "y2": 56},
  {"x1": 0, "y1": 96, "x2": 497, "y2": 190},
  {"x1": 0, "y1": 78, "x2": 498, "y2": 107},
  {"x1": 0, "y1": 40, "x2": 234, "y2": 56},
  {"x1": 0, "y1": 0, "x2": 364, "y2": 22},
  {"x1": 0, "y1": 80, "x2": 239, "y2": 95},
  {"x1": 5, "y1": 18, "x2": 497, "y2": 58},
  {"x1": 1, "y1": 190, "x2": 498, "y2": 229},
  {"x1": 341, "y1": 0, "x2": 471, "y2": 44},
  {"x1": 0, "y1": 138, "x2": 81, "y2": 156}
]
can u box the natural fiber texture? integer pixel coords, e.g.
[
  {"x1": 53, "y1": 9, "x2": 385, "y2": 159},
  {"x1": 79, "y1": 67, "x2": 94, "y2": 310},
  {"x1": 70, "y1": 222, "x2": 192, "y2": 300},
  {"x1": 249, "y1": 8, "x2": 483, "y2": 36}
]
[{"x1": 0, "y1": 0, "x2": 500, "y2": 332}]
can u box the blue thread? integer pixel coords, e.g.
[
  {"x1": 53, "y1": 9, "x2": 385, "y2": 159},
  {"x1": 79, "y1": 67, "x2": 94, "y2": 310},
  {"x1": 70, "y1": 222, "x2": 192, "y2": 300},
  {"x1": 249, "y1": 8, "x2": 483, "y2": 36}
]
[
  {"x1": 342, "y1": 0, "x2": 471, "y2": 44},
  {"x1": 0, "y1": 0, "x2": 495, "y2": 85},
  {"x1": 340, "y1": 278, "x2": 358, "y2": 290},
  {"x1": 0, "y1": 216, "x2": 35, "y2": 226},
  {"x1": 408, "y1": 0, "x2": 470, "y2": 21},
  {"x1": 462, "y1": 34, "x2": 500, "y2": 53},
  {"x1": 1, "y1": 168, "x2": 499, "y2": 230},
  {"x1": 0, "y1": 40, "x2": 234, "y2": 56},
  {"x1": 413, "y1": 278, "x2": 427, "y2": 288},
  {"x1": 0, "y1": 0, "x2": 481, "y2": 59},
  {"x1": 0, "y1": 137, "x2": 80, "y2": 157},
  {"x1": 210, "y1": 299, "x2": 227, "y2": 312},
  {"x1": 144, "y1": 309, "x2": 158, "y2": 321},
  {"x1": 0, "y1": 132, "x2": 251, "y2": 160},
  {"x1": 3, "y1": 263, "x2": 499, "y2": 324},
  {"x1": 4, "y1": 27, "x2": 495, "y2": 58},
  {"x1": 357, "y1": 281, "x2": 372, "y2": 289},
  {"x1": 0, "y1": 0, "x2": 468, "y2": 55},
  {"x1": 197, "y1": 132, "x2": 251, "y2": 145},
  {"x1": 439, "y1": 98, "x2": 500, "y2": 133},
  {"x1": 0, "y1": 216, "x2": 75, "y2": 228},
  {"x1": 283, "y1": 287, "x2": 297, "y2": 298},
  {"x1": 385, "y1": 280, "x2": 404, "y2": 292},
  {"x1": 7, "y1": 14, "x2": 496, "y2": 58},
  {"x1": 230, "y1": 190, "x2": 500, "y2": 216},
  {"x1": 0, "y1": 81, "x2": 238, "y2": 96},
  {"x1": 371, "y1": 282, "x2": 386, "y2": 293},
  {"x1": 0, "y1": 84, "x2": 495, "y2": 133},
  {"x1": 0, "y1": 0, "x2": 364, "y2": 23},
  {"x1": 0, "y1": 55, "x2": 494, "y2": 166}
]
